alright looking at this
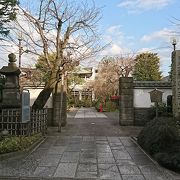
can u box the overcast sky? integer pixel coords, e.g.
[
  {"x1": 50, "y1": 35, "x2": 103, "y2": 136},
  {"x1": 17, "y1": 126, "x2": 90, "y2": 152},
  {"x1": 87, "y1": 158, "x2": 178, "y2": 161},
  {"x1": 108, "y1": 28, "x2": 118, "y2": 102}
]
[{"x1": 0, "y1": 0, "x2": 180, "y2": 76}]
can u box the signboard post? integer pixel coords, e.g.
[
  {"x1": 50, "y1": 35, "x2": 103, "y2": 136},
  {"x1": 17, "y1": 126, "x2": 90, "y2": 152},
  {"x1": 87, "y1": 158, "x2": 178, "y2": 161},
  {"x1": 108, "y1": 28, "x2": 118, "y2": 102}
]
[{"x1": 149, "y1": 89, "x2": 164, "y2": 119}]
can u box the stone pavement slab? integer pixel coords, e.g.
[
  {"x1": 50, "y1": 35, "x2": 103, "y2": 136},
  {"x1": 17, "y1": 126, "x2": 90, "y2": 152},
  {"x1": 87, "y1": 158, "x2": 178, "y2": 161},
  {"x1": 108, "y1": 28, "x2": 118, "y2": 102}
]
[
  {"x1": 54, "y1": 163, "x2": 78, "y2": 177},
  {"x1": 0, "y1": 108, "x2": 179, "y2": 180},
  {"x1": 0, "y1": 135, "x2": 179, "y2": 179}
]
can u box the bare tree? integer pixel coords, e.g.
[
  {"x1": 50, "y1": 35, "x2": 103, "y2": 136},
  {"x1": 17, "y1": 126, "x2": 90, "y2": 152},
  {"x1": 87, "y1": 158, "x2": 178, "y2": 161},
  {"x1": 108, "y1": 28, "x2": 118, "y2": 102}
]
[
  {"x1": 113, "y1": 55, "x2": 135, "y2": 77},
  {"x1": 10, "y1": 0, "x2": 102, "y2": 109},
  {"x1": 90, "y1": 55, "x2": 135, "y2": 99}
]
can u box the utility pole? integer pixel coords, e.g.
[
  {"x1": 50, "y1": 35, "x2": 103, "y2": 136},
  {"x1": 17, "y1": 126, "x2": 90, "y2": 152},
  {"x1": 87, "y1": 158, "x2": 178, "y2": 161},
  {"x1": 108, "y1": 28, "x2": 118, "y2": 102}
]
[
  {"x1": 57, "y1": 66, "x2": 63, "y2": 133},
  {"x1": 18, "y1": 33, "x2": 23, "y2": 68}
]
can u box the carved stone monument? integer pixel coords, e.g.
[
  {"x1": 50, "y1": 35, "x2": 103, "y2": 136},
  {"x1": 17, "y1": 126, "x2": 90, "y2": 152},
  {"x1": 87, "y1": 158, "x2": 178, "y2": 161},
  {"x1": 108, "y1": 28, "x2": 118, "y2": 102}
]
[
  {"x1": 0, "y1": 53, "x2": 21, "y2": 108},
  {"x1": 172, "y1": 50, "x2": 180, "y2": 119}
]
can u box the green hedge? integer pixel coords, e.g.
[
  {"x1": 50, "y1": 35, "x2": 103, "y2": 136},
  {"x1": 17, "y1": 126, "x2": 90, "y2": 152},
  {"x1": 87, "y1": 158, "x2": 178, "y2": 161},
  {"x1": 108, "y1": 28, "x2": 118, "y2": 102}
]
[
  {"x1": 94, "y1": 100, "x2": 117, "y2": 112},
  {"x1": 0, "y1": 134, "x2": 42, "y2": 154},
  {"x1": 137, "y1": 117, "x2": 180, "y2": 173},
  {"x1": 154, "y1": 150, "x2": 180, "y2": 172},
  {"x1": 151, "y1": 103, "x2": 173, "y2": 117}
]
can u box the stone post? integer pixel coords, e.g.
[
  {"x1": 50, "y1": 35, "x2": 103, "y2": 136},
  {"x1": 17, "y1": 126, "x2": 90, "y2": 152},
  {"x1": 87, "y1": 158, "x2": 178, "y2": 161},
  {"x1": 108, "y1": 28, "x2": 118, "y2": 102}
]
[
  {"x1": 119, "y1": 77, "x2": 134, "y2": 125},
  {"x1": 52, "y1": 80, "x2": 67, "y2": 127},
  {"x1": 0, "y1": 53, "x2": 21, "y2": 108},
  {"x1": 172, "y1": 50, "x2": 180, "y2": 119}
]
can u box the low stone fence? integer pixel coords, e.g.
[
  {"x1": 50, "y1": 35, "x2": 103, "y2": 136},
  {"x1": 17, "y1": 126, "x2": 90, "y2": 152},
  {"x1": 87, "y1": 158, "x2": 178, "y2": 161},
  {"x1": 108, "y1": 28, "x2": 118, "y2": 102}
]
[{"x1": 0, "y1": 108, "x2": 47, "y2": 136}]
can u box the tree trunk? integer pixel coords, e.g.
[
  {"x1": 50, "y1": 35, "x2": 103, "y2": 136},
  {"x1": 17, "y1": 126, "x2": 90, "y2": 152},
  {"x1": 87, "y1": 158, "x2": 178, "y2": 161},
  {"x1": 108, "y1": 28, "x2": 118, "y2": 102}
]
[
  {"x1": 32, "y1": 87, "x2": 54, "y2": 109},
  {"x1": 32, "y1": 71, "x2": 57, "y2": 109}
]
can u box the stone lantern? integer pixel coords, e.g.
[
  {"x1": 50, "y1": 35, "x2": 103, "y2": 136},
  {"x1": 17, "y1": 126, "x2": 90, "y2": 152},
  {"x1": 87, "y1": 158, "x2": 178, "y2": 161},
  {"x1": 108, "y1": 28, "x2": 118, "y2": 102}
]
[{"x1": 0, "y1": 53, "x2": 21, "y2": 108}]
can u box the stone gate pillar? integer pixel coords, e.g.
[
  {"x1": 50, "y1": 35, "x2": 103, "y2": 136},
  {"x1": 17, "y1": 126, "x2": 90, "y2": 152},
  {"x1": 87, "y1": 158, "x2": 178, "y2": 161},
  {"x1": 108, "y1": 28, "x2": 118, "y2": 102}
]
[
  {"x1": 172, "y1": 50, "x2": 180, "y2": 119},
  {"x1": 119, "y1": 77, "x2": 134, "y2": 125}
]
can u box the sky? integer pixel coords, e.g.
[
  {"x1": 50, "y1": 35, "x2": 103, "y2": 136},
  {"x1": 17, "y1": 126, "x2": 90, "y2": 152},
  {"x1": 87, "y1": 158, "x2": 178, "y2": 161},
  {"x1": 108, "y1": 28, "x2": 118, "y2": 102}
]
[
  {"x1": 1, "y1": 0, "x2": 180, "y2": 76},
  {"x1": 95, "y1": 0, "x2": 180, "y2": 76}
]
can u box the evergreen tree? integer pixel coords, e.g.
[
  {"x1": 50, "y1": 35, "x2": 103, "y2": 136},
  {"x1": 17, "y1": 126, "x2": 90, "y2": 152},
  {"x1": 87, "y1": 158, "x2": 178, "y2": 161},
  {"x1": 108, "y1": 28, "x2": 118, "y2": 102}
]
[
  {"x1": 0, "y1": 0, "x2": 18, "y2": 38},
  {"x1": 133, "y1": 52, "x2": 162, "y2": 81}
]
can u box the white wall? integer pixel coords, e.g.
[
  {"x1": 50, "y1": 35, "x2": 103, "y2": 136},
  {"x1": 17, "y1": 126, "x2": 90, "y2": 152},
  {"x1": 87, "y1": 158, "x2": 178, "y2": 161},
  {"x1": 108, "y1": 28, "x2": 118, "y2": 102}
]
[
  {"x1": 23, "y1": 87, "x2": 53, "y2": 108},
  {"x1": 134, "y1": 88, "x2": 172, "y2": 108}
]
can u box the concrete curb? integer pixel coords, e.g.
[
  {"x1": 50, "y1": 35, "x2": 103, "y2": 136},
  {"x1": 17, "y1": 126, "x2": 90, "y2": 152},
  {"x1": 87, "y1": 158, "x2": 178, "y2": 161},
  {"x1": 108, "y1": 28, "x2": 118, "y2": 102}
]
[
  {"x1": 0, "y1": 136, "x2": 46, "y2": 161},
  {"x1": 0, "y1": 177, "x2": 99, "y2": 180}
]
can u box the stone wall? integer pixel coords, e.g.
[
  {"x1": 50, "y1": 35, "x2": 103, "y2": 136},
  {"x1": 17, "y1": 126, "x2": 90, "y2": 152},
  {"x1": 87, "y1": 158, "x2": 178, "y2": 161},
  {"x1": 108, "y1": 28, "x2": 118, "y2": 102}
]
[
  {"x1": 134, "y1": 108, "x2": 155, "y2": 126},
  {"x1": 119, "y1": 77, "x2": 172, "y2": 126},
  {"x1": 133, "y1": 81, "x2": 172, "y2": 125}
]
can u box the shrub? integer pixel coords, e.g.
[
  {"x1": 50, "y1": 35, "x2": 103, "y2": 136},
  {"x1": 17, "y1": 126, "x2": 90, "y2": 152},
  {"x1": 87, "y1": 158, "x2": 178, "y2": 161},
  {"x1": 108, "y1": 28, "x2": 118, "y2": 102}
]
[
  {"x1": 67, "y1": 96, "x2": 75, "y2": 108},
  {"x1": 138, "y1": 117, "x2": 179, "y2": 155},
  {"x1": 151, "y1": 103, "x2": 173, "y2": 117},
  {"x1": 0, "y1": 134, "x2": 41, "y2": 154},
  {"x1": 154, "y1": 150, "x2": 180, "y2": 173},
  {"x1": 94, "y1": 99, "x2": 101, "y2": 111},
  {"x1": 104, "y1": 101, "x2": 116, "y2": 112},
  {"x1": 138, "y1": 117, "x2": 180, "y2": 172},
  {"x1": 81, "y1": 98, "x2": 92, "y2": 107},
  {"x1": 0, "y1": 135, "x2": 3, "y2": 142},
  {"x1": 75, "y1": 100, "x2": 83, "y2": 107}
]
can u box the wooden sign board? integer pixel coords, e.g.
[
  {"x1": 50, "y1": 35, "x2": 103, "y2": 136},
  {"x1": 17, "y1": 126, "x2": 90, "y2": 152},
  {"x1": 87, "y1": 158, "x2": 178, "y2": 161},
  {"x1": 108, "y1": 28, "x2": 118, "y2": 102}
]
[{"x1": 149, "y1": 89, "x2": 163, "y2": 103}]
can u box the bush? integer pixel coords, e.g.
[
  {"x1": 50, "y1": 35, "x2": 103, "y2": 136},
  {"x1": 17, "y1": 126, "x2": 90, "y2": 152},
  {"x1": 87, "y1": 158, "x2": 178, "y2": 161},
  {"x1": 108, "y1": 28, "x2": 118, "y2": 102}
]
[
  {"x1": 74, "y1": 100, "x2": 83, "y2": 107},
  {"x1": 138, "y1": 117, "x2": 180, "y2": 172},
  {"x1": 0, "y1": 134, "x2": 41, "y2": 154},
  {"x1": 82, "y1": 99, "x2": 92, "y2": 107},
  {"x1": 67, "y1": 96, "x2": 75, "y2": 109},
  {"x1": 104, "y1": 101, "x2": 117, "y2": 112},
  {"x1": 94, "y1": 99, "x2": 102, "y2": 111},
  {"x1": 94, "y1": 99, "x2": 117, "y2": 112},
  {"x1": 152, "y1": 103, "x2": 173, "y2": 117},
  {"x1": 0, "y1": 135, "x2": 3, "y2": 142},
  {"x1": 154, "y1": 150, "x2": 180, "y2": 173},
  {"x1": 138, "y1": 117, "x2": 179, "y2": 155}
]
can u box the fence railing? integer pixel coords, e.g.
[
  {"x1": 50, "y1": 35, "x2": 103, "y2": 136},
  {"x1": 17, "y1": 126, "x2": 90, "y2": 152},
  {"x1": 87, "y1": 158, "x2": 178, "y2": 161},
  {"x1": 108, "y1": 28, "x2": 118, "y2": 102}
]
[
  {"x1": 31, "y1": 109, "x2": 47, "y2": 135},
  {"x1": 0, "y1": 108, "x2": 47, "y2": 136}
]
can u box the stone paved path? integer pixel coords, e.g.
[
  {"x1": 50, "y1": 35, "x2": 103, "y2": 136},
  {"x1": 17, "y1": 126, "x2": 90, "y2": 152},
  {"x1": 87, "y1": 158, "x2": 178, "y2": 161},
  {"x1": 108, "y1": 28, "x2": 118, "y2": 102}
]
[{"x1": 0, "y1": 107, "x2": 180, "y2": 180}]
